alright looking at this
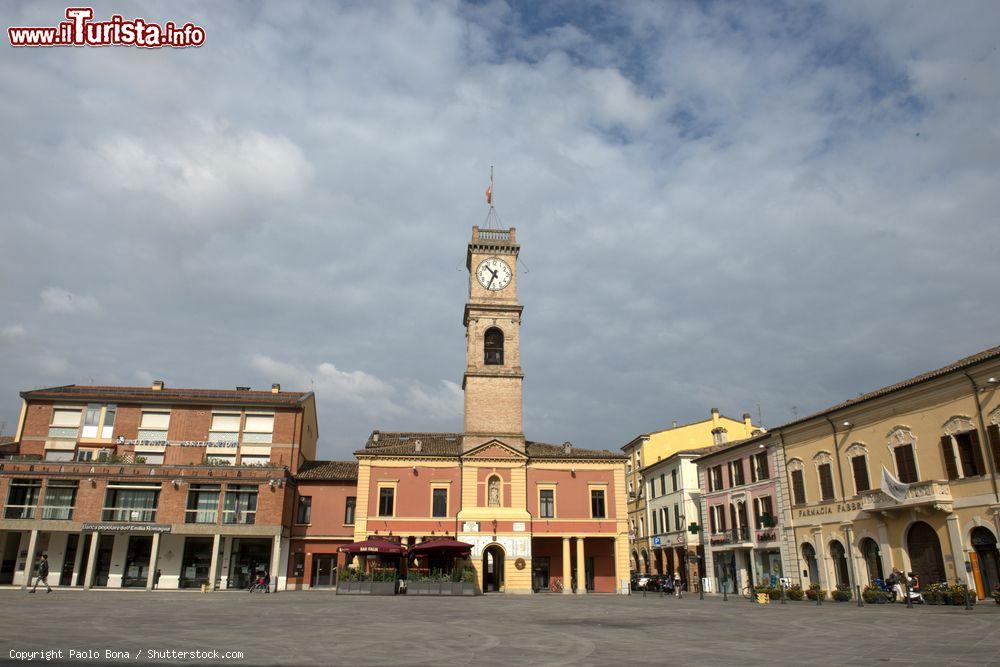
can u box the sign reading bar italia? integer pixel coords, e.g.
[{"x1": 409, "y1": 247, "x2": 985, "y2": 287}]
[{"x1": 82, "y1": 523, "x2": 172, "y2": 533}]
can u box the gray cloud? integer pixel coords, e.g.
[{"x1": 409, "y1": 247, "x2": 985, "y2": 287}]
[{"x1": 0, "y1": 1, "x2": 997, "y2": 454}]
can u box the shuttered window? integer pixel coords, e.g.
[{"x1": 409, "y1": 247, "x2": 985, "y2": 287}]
[
  {"x1": 709, "y1": 508, "x2": 717, "y2": 533},
  {"x1": 818, "y1": 463, "x2": 835, "y2": 501},
  {"x1": 139, "y1": 411, "x2": 170, "y2": 429},
  {"x1": 51, "y1": 409, "x2": 82, "y2": 427},
  {"x1": 244, "y1": 414, "x2": 274, "y2": 433},
  {"x1": 955, "y1": 432, "x2": 985, "y2": 477},
  {"x1": 940, "y1": 436, "x2": 960, "y2": 480},
  {"x1": 851, "y1": 455, "x2": 870, "y2": 493},
  {"x1": 988, "y1": 425, "x2": 1000, "y2": 472},
  {"x1": 894, "y1": 444, "x2": 918, "y2": 483},
  {"x1": 791, "y1": 469, "x2": 806, "y2": 505},
  {"x1": 211, "y1": 413, "x2": 241, "y2": 432}
]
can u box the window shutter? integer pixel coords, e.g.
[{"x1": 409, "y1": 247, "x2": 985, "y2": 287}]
[
  {"x1": 728, "y1": 463, "x2": 734, "y2": 488},
  {"x1": 895, "y1": 444, "x2": 918, "y2": 483},
  {"x1": 760, "y1": 453, "x2": 770, "y2": 480},
  {"x1": 818, "y1": 464, "x2": 834, "y2": 500},
  {"x1": 968, "y1": 431, "x2": 987, "y2": 476},
  {"x1": 791, "y1": 470, "x2": 806, "y2": 505},
  {"x1": 940, "y1": 436, "x2": 959, "y2": 480},
  {"x1": 709, "y1": 509, "x2": 716, "y2": 533},
  {"x1": 988, "y1": 425, "x2": 1000, "y2": 472},
  {"x1": 851, "y1": 456, "x2": 870, "y2": 492},
  {"x1": 753, "y1": 500, "x2": 761, "y2": 529}
]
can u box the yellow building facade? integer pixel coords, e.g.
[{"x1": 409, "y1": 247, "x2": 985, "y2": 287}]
[
  {"x1": 623, "y1": 409, "x2": 761, "y2": 574},
  {"x1": 781, "y1": 346, "x2": 1000, "y2": 599}
]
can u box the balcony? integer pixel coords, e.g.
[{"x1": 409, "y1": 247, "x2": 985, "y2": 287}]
[
  {"x1": 708, "y1": 527, "x2": 752, "y2": 547},
  {"x1": 861, "y1": 480, "x2": 953, "y2": 513}
]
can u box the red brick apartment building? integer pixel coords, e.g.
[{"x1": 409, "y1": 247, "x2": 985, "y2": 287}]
[{"x1": 0, "y1": 382, "x2": 319, "y2": 590}]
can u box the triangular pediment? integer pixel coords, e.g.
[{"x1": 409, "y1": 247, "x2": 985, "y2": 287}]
[{"x1": 462, "y1": 439, "x2": 527, "y2": 460}]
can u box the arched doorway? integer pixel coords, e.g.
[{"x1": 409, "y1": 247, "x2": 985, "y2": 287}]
[
  {"x1": 631, "y1": 551, "x2": 639, "y2": 574},
  {"x1": 802, "y1": 543, "x2": 819, "y2": 584},
  {"x1": 971, "y1": 527, "x2": 999, "y2": 598},
  {"x1": 860, "y1": 537, "x2": 884, "y2": 584},
  {"x1": 640, "y1": 550, "x2": 649, "y2": 575},
  {"x1": 906, "y1": 521, "x2": 946, "y2": 585},
  {"x1": 482, "y1": 545, "x2": 505, "y2": 593},
  {"x1": 829, "y1": 540, "x2": 850, "y2": 587}
]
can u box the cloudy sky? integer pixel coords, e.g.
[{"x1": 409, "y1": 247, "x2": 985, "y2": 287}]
[{"x1": 1, "y1": 1, "x2": 998, "y2": 458}]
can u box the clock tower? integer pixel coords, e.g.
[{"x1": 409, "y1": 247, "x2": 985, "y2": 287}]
[{"x1": 462, "y1": 225, "x2": 524, "y2": 452}]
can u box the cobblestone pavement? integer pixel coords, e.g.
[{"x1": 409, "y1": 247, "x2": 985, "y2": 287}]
[{"x1": 1, "y1": 590, "x2": 998, "y2": 666}]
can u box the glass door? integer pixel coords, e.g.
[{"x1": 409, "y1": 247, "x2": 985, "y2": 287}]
[
  {"x1": 180, "y1": 537, "x2": 213, "y2": 589},
  {"x1": 122, "y1": 536, "x2": 153, "y2": 588},
  {"x1": 60, "y1": 534, "x2": 79, "y2": 586},
  {"x1": 312, "y1": 555, "x2": 336, "y2": 587}
]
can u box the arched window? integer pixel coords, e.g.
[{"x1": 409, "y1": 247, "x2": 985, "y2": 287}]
[{"x1": 484, "y1": 327, "x2": 504, "y2": 365}]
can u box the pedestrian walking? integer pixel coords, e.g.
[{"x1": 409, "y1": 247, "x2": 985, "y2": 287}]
[
  {"x1": 29, "y1": 553, "x2": 51, "y2": 593},
  {"x1": 673, "y1": 571, "x2": 682, "y2": 597}
]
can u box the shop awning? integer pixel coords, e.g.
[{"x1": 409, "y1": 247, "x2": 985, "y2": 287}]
[
  {"x1": 407, "y1": 538, "x2": 473, "y2": 557},
  {"x1": 337, "y1": 538, "x2": 405, "y2": 555}
]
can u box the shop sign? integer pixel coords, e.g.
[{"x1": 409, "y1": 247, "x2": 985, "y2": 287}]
[
  {"x1": 756, "y1": 531, "x2": 776, "y2": 542},
  {"x1": 120, "y1": 437, "x2": 238, "y2": 448},
  {"x1": 82, "y1": 523, "x2": 171, "y2": 533}
]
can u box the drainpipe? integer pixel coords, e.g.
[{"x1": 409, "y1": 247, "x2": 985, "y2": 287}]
[
  {"x1": 963, "y1": 372, "x2": 1000, "y2": 503},
  {"x1": 777, "y1": 430, "x2": 802, "y2": 584}
]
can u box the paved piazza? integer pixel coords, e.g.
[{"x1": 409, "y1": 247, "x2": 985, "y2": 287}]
[{"x1": 1, "y1": 590, "x2": 998, "y2": 666}]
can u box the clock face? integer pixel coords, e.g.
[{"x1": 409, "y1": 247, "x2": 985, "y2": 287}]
[{"x1": 476, "y1": 257, "x2": 512, "y2": 291}]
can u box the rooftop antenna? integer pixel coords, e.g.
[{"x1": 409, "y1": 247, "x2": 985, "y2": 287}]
[{"x1": 756, "y1": 403, "x2": 763, "y2": 428}]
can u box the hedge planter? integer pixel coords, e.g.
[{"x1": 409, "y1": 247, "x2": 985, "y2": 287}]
[
  {"x1": 336, "y1": 580, "x2": 397, "y2": 595},
  {"x1": 461, "y1": 582, "x2": 477, "y2": 596}
]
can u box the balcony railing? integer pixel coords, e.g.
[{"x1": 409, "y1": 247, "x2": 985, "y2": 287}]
[
  {"x1": 40, "y1": 506, "x2": 73, "y2": 520},
  {"x1": 185, "y1": 509, "x2": 219, "y2": 524},
  {"x1": 862, "y1": 480, "x2": 953, "y2": 511},
  {"x1": 222, "y1": 509, "x2": 256, "y2": 525}
]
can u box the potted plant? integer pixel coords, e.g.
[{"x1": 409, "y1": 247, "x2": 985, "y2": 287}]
[
  {"x1": 949, "y1": 584, "x2": 975, "y2": 606},
  {"x1": 805, "y1": 584, "x2": 827, "y2": 601},
  {"x1": 786, "y1": 584, "x2": 804, "y2": 601},
  {"x1": 461, "y1": 567, "x2": 477, "y2": 595},
  {"x1": 923, "y1": 582, "x2": 944, "y2": 605},
  {"x1": 832, "y1": 584, "x2": 852, "y2": 602}
]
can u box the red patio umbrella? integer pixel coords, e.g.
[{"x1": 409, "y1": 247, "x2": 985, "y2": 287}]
[{"x1": 407, "y1": 538, "x2": 473, "y2": 557}]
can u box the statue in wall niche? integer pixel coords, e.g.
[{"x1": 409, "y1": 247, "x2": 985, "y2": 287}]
[{"x1": 488, "y1": 477, "x2": 500, "y2": 507}]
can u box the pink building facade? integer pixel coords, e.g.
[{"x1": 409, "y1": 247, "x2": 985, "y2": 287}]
[{"x1": 696, "y1": 432, "x2": 795, "y2": 594}]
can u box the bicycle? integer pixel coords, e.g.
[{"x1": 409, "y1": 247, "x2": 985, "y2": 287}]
[
  {"x1": 742, "y1": 585, "x2": 754, "y2": 600},
  {"x1": 550, "y1": 579, "x2": 564, "y2": 593}
]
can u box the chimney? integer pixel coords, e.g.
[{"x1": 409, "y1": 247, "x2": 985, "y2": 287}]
[
  {"x1": 372, "y1": 430, "x2": 380, "y2": 444},
  {"x1": 563, "y1": 441, "x2": 572, "y2": 454},
  {"x1": 672, "y1": 420, "x2": 678, "y2": 429},
  {"x1": 414, "y1": 439, "x2": 422, "y2": 453},
  {"x1": 743, "y1": 412, "x2": 753, "y2": 431},
  {"x1": 151, "y1": 380, "x2": 164, "y2": 391},
  {"x1": 711, "y1": 407, "x2": 720, "y2": 429},
  {"x1": 271, "y1": 383, "x2": 281, "y2": 394},
  {"x1": 236, "y1": 386, "x2": 250, "y2": 392}
]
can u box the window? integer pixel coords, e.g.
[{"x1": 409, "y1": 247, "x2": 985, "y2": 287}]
[
  {"x1": 296, "y1": 495, "x2": 312, "y2": 524},
  {"x1": 674, "y1": 504, "x2": 680, "y2": 530},
  {"x1": 4, "y1": 478, "x2": 41, "y2": 519},
  {"x1": 103, "y1": 482, "x2": 160, "y2": 522},
  {"x1": 709, "y1": 505, "x2": 726, "y2": 534},
  {"x1": 662, "y1": 508, "x2": 670, "y2": 533},
  {"x1": 378, "y1": 487, "x2": 395, "y2": 517},
  {"x1": 709, "y1": 465, "x2": 724, "y2": 491},
  {"x1": 101, "y1": 405, "x2": 116, "y2": 438},
  {"x1": 894, "y1": 444, "x2": 918, "y2": 483},
  {"x1": 344, "y1": 496, "x2": 356, "y2": 525},
  {"x1": 137, "y1": 452, "x2": 164, "y2": 465},
  {"x1": 941, "y1": 433, "x2": 985, "y2": 479},
  {"x1": 48, "y1": 408, "x2": 82, "y2": 438},
  {"x1": 753, "y1": 496, "x2": 774, "y2": 530},
  {"x1": 484, "y1": 327, "x2": 504, "y2": 365},
  {"x1": 751, "y1": 452, "x2": 769, "y2": 482},
  {"x1": 671, "y1": 469, "x2": 678, "y2": 492},
  {"x1": 590, "y1": 489, "x2": 607, "y2": 519},
  {"x1": 138, "y1": 410, "x2": 170, "y2": 442},
  {"x1": 432, "y1": 488, "x2": 448, "y2": 517},
  {"x1": 638, "y1": 516, "x2": 644, "y2": 537},
  {"x1": 729, "y1": 459, "x2": 745, "y2": 487},
  {"x1": 44, "y1": 450, "x2": 74, "y2": 462},
  {"x1": 243, "y1": 413, "x2": 274, "y2": 444},
  {"x1": 649, "y1": 479, "x2": 656, "y2": 499},
  {"x1": 41, "y1": 484, "x2": 75, "y2": 520},
  {"x1": 791, "y1": 469, "x2": 806, "y2": 505},
  {"x1": 185, "y1": 484, "x2": 220, "y2": 523},
  {"x1": 82, "y1": 404, "x2": 102, "y2": 438},
  {"x1": 818, "y1": 463, "x2": 835, "y2": 501},
  {"x1": 223, "y1": 485, "x2": 258, "y2": 524},
  {"x1": 851, "y1": 455, "x2": 870, "y2": 493},
  {"x1": 239, "y1": 454, "x2": 270, "y2": 466},
  {"x1": 659, "y1": 474, "x2": 666, "y2": 496},
  {"x1": 209, "y1": 412, "x2": 240, "y2": 443},
  {"x1": 652, "y1": 510, "x2": 658, "y2": 534},
  {"x1": 75, "y1": 449, "x2": 97, "y2": 462},
  {"x1": 539, "y1": 489, "x2": 554, "y2": 518}
]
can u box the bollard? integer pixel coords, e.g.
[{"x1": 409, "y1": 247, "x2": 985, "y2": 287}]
[
  {"x1": 964, "y1": 584, "x2": 972, "y2": 611},
  {"x1": 856, "y1": 584, "x2": 863, "y2": 608},
  {"x1": 780, "y1": 582, "x2": 786, "y2": 605}
]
